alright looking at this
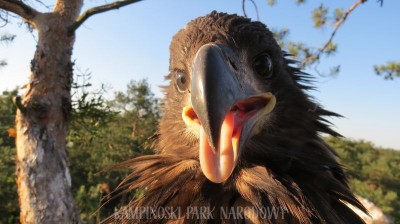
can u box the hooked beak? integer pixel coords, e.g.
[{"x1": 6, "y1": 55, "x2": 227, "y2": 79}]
[{"x1": 182, "y1": 43, "x2": 276, "y2": 183}]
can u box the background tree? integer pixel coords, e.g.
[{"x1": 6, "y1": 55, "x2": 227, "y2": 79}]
[
  {"x1": 0, "y1": 88, "x2": 19, "y2": 223},
  {"x1": 0, "y1": 0, "x2": 143, "y2": 222},
  {"x1": 244, "y1": 0, "x2": 400, "y2": 79},
  {"x1": 67, "y1": 78, "x2": 160, "y2": 222},
  {"x1": 326, "y1": 137, "x2": 400, "y2": 222},
  {"x1": 374, "y1": 62, "x2": 400, "y2": 80}
]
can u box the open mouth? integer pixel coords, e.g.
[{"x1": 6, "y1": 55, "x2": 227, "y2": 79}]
[
  {"x1": 230, "y1": 95, "x2": 273, "y2": 137},
  {"x1": 182, "y1": 93, "x2": 276, "y2": 183},
  {"x1": 183, "y1": 94, "x2": 273, "y2": 136}
]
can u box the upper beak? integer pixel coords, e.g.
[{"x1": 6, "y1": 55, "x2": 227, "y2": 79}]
[{"x1": 191, "y1": 43, "x2": 242, "y2": 152}]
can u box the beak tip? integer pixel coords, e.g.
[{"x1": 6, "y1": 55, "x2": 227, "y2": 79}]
[{"x1": 206, "y1": 127, "x2": 219, "y2": 153}]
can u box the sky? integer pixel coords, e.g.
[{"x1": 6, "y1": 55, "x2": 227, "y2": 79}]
[{"x1": 0, "y1": 0, "x2": 399, "y2": 149}]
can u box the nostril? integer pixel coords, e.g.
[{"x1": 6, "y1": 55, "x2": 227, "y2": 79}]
[{"x1": 228, "y1": 57, "x2": 238, "y2": 71}]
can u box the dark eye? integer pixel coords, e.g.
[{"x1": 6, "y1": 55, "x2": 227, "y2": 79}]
[
  {"x1": 175, "y1": 71, "x2": 189, "y2": 93},
  {"x1": 253, "y1": 53, "x2": 273, "y2": 78}
]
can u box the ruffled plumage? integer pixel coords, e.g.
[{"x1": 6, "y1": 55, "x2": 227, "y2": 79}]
[{"x1": 102, "y1": 11, "x2": 367, "y2": 224}]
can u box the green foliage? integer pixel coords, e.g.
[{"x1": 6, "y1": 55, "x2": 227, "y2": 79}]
[
  {"x1": 271, "y1": 28, "x2": 289, "y2": 48},
  {"x1": 324, "y1": 41, "x2": 337, "y2": 54},
  {"x1": 268, "y1": 1, "x2": 339, "y2": 67},
  {"x1": 334, "y1": 8, "x2": 344, "y2": 22},
  {"x1": 271, "y1": 27, "x2": 339, "y2": 76},
  {"x1": 0, "y1": 89, "x2": 19, "y2": 223},
  {"x1": 0, "y1": 145, "x2": 18, "y2": 223},
  {"x1": 75, "y1": 184, "x2": 103, "y2": 221},
  {"x1": 374, "y1": 61, "x2": 400, "y2": 80},
  {"x1": 70, "y1": 72, "x2": 117, "y2": 139},
  {"x1": 108, "y1": 79, "x2": 160, "y2": 149},
  {"x1": 326, "y1": 137, "x2": 400, "y2": 222},
  {"x1": 267, "y1": 0, "x2": 275, "y2": 6},
  {"x1": 312, "y1": 4, "x2": 328, "y2": 28},
  {"x1": 67, "y1": 79, "x2": 160, "y2": 222},
  {"x1": 271, "y1": 28, "x2": 312, "y2": 62},
  {"x1": 0, "y1": 89, "x2": 17, "y2": 146},
  {"x1": 267, "y1": 0, "x2": 305, "y2": 6},
  {"x1": 268, "y1": 1, "x2": 397, "y2": 80}
]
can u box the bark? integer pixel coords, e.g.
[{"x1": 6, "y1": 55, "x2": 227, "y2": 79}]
[{"x1": 15, "y1": 0, "x2": 83, "y2": 223}]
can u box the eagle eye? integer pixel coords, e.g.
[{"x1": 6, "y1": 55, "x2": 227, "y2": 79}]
[
  {"x1": 253, "y1": 53, "x2": 273, "y2": 78},
  {"x1": 175, "y1": 71, "x2": 189, "y2": 93}
]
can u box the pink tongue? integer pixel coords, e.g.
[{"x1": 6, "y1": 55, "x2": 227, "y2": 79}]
[{"x1": 199, "y1": 112, "x2": 238, "y2": 183}]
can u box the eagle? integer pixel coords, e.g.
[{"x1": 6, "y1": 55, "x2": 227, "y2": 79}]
[{"x1": 103, "y1": 11, "x2": 367, "y2": 224}]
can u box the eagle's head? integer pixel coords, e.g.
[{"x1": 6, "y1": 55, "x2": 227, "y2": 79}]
[
  {"x1": 160, "y1": 11, "x2": 339, "y2": 183},
  {"x1": 108, "y1": 11, "x2": 367, "y2": 224}
]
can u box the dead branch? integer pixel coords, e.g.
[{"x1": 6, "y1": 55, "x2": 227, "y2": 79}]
[
  {"x1": 242, "y1": 0, "x2": 260, "y2": 20},
  {"x1": 0, "y1": 0, "x2": 39, "y2": 21},
  {"x1": 68, "y1": 0, "x2": 143, "y2": 35}
]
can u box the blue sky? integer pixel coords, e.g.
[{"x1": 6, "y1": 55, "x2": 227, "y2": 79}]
[{"x1": 1, "y1": 0, "x2": 399, "y2": 149}]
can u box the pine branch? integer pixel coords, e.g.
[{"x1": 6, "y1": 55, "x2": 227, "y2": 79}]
[
  {"x1": 318, "y1": 0, "x2": 363, "y2": 57},
  {"x1": 304, "y1": 0, "x2": 365, "y2": 65},
  {"x1": 0, "y1": 0, "x2": 39, "y2": 21},
  {"x1": 68, "y1": 0, "x2": 143, "y2": 35}
]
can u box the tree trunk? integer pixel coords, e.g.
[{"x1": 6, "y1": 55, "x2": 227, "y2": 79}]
[{"x1": 15, "y1": 1, "x2": 83, "y2": 223}]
